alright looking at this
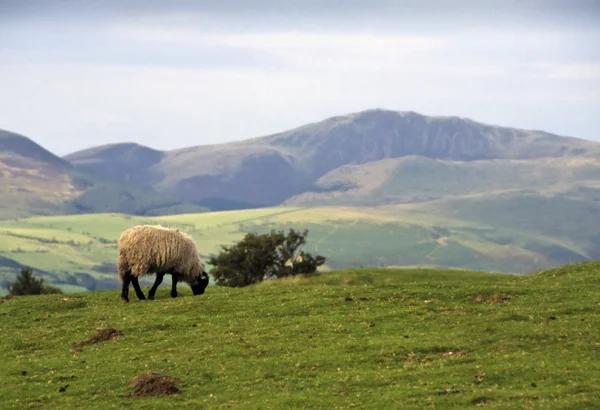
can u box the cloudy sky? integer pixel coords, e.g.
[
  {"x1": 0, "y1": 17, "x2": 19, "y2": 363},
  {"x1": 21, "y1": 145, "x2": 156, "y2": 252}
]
[{"x1": 1, "y1": 0, "x2": 599, "y2": 155}]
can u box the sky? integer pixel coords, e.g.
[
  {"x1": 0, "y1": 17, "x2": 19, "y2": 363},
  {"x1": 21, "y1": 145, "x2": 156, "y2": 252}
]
[{"x1": 1, "y1": 0, "x2": 599, "y2": 155}]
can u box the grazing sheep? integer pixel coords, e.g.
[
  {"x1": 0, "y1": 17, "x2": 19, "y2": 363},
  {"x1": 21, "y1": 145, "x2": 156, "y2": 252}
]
[{"x1": 117, "y1": 225, "x2": 209, "y2": 303}]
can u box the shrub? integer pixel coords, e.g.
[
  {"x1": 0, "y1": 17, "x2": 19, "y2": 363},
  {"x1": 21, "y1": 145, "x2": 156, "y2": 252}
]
[
  {"x1": 208, "y1": 229, "x2": 326, "y2": 287},
  {"x1": 7, "y1": 268, "x2": 63, "y2": 296}
]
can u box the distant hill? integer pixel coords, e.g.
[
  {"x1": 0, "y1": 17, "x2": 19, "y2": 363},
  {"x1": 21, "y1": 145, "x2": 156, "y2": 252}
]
[
  {"x1": 0, "y1": 129, "x2": 72, "y2": 169},
  {"x1": 0, "y1": 129, "x2": 81, "y2": 219},
  {"x1": 0, "y1": 129, "x2": 208, "y2": 219},
  {"x1": 64, "y1": 142, "x2": 165, "y2": 186},
  {"x1": 65, "y1": 109, "x2": 600, "y2": 209},
  {"x1": 284, "y1": 155, "x2": 600, "y2": 206}
]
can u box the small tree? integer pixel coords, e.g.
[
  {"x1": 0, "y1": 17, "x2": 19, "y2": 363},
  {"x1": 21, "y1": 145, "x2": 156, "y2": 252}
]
[
  {"x1": 208, "y1": 229, "x2": 326, "y2": 287},
  {"x1": 8, "y1": 268, "x2": 62, "y2": 296},
  {"x1": 273, "y1": 229, "x2": 326, "y2": 278}
]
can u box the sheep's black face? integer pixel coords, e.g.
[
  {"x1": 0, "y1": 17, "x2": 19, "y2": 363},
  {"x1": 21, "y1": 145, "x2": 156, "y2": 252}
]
[{"x1": 191, "y1": 272, "x2": 209, "y2": 295}]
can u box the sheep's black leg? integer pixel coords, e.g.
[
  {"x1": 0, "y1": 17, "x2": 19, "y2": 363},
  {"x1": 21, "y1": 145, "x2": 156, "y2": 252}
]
[
  {"x1": 131, "y1": 276, "x2": 146, "y2": 300},
  {"x1": 148, "y1": 272, "x2": 164, "y2": 300},
  {"x1": 121, "y1": 271, "x2": 132, "y2": 303},
  {"x1": 171, "y1": 274, "x2": 178, "y2": 298}
]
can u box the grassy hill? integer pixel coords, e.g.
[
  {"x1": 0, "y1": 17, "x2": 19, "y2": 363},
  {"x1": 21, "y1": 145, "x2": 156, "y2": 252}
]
[
  {"x1": 1, "y1": 262, "x2": 599, "y2": 408},
  {"x1": 0, "y1": 202, "x2": 597, "y2": 293}
]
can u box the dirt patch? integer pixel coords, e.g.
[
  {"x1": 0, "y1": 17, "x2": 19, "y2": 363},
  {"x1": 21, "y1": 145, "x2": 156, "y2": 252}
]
[
  {"x1": 489, "y1": 295, "x2": 510, "y2": 304},
  {"x1": 471, "y1": 295, "x2": 487, "y2": 304},
  {"x1": 129, "y1": 372, "x2": 181, "y2": 397},
  {"x1": 73, "y1": 328, "x2": 123, "y2": 347},
  {"x1": 471, "y1": 295, "x2": 510, "y2": 304}
]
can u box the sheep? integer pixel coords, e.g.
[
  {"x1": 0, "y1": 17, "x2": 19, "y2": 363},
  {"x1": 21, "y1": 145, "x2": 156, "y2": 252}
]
[{"x1": 117, "y1": 224, "x2": 209, "y2": 303}]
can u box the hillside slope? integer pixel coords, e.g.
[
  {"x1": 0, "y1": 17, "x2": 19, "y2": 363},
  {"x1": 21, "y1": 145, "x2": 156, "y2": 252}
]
[
  {"x1": 285, "y1": 155, "x2": 600, "y2": 206},
  {"x1": 0, "y1": 129, "x2": 207, "y2": 219},
  {"x1": 1, "y1": 202, "x2": 597, "y2": 293},
  {"x1": 0, "y1": 129, "x2": 83, "y2": 219},
  {"x1": 65, "y1": 109, "x2": 600, "y2": 208},
  {"x1": 64, "y1": 142, "x2": 165, "y2": 186},
  {"x1": 1, "y1": 263, "x2": 599, "y2": 408}
]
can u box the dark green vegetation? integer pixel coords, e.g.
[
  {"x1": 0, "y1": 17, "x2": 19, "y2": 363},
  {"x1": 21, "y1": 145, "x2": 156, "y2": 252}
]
[
  {"x1": 6, "y1": 267, "x2": 62, "y2": 296},
  {"x1": 209, "y1": 228, "x2": 326, "y2": 287},
  {"x1": 1, "y1": 262, "x2": 599, "y2": 409}
]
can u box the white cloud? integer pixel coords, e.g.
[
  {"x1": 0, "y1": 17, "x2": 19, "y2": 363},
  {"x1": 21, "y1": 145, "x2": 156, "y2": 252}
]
[
  {"x1": 109, "y1": 23, "x2": 600, "y2": 77},
  {"x1": 113, "y1": 25, "x2": 448, "y2": 71},
  {"x1": 0, "y1": 55, "x2": 597, "y2": 157},
  {"x1": 528, "y1": 62, "x2": 600, "y2": 80}
]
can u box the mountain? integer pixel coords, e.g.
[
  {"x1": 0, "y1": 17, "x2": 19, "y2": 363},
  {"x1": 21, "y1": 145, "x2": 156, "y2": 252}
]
[
  {"x1": 0, "y1": 129, "x2": 72, "y2": 169},
  {"x1": 65, "y1": 109, "x2": 600, "y2": 209},
  {"x1": 284, "y1": 155, "x2": 600, "y2": 206},
  {"x1": 0, "y1": 129, "x2": 81, "y2": 219},
  {"x1": 0, "y1": 129, "x2": 207, "y2": 219},
  {"x1": 64, "y1": 142, "x2": 165, "y2": 186}
]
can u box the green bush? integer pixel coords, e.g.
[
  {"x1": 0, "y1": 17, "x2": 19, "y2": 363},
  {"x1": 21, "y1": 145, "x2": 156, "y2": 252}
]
[
  {"x1": 208, "y1": 229, "x2": 326, "y2": 287},
  {"x1": 7, "y1": 268, "x2": 63, "y2": 296}
]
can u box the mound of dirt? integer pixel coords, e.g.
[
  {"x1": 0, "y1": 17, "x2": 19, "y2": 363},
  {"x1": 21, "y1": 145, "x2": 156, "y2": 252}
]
[
  {"x1": 471, "y1": 295, "x2": 510, "y2": 304},
  {"x1": 129, "y1": 372, "x2": 182, "y2": 397},
  {"x1": 73, "y1": 328, "x2": 123, "y2": 347}
]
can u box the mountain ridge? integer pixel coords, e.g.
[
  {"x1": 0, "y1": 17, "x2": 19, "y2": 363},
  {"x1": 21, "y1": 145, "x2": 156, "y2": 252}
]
[
  {"x1": 2, "y1": 108, "x2": 600, "y2": 217},
  {"x1": 62, "y1": 108, "x2": 600, "y2": 209},
  {"x1": 0, "y1": 129, "x2": 73, "y2": 170},
  {"x1": 63, "y1": 108, "x2": 600, "y2": 159}
]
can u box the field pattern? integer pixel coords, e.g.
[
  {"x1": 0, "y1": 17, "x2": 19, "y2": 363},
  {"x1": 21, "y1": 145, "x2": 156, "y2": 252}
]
[{"x1": 0, "y1": 205, "x2": 594, "y2": 293}]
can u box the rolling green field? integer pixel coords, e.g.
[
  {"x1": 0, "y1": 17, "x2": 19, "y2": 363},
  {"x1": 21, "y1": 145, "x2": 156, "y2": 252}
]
[
  {"x1": 1, "y1": 262, "x2": 599, "y2": 409},
  {"x1": 0, "y1": 204, "x2": 595, "y2": 293}
]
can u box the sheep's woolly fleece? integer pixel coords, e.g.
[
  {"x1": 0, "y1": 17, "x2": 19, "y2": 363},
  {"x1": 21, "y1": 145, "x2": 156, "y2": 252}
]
[{"x1": 117, "y1": 225, "x2": 206, "y2": 282}]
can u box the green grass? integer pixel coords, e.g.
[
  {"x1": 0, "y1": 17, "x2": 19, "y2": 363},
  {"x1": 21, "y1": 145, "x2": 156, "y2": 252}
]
[
  {"x1": 1, "y1": 262, "x2": 599, "y2": 409},
  {"x1": 0, "y1": 204, "x2": 595, "y2": 292}
]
